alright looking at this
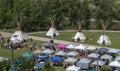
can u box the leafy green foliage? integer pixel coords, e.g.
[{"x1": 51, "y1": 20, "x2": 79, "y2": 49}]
[
  {"x1": 43, "y1": 61, "x2": 55, "y2": 71},
  {"x1": 0, "y1": 0, "x2": 119, "y2": 31},
  {"x1": 100, "y1": 65, "x2": 112, "y2": 71}
]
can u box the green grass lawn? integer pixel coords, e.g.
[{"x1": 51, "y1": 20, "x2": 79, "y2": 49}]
[
  {"x1": 0, "y1": 40, "x2": 44, "y2": 59},
  {"x1": 30, "y1": 31, "x2": 120, "y2": 49}
]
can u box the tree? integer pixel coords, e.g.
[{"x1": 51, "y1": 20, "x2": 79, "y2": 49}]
[
  {"x1": 67, "y1": 0, "x2": 91, "y2": 30},
  {"x1": 0, "y1": 60, "x2": 11, "y2": 71},
  {"x1": 100, "y1": 65, "x2": 112, "y2": 71},
  {"x1": 93, "y1": 0, "x2": 114, "y2": 31},
  {"x1": 16, "y1": 57, "x2": 35, "y2": 71},
  {"x1": 43, "y1": 61, "x2": 55, "y2": 71}
]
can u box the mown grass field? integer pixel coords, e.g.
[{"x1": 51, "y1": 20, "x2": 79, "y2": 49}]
[
  {"x1": 0, "y1": 40, "x2": 43, "y2": 59},
  {"x1": 30, "y1": 31, "x2": 120, "y2": 49}
]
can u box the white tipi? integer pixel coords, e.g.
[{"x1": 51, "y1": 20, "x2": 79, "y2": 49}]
[
  {"x1": 73, "y1": 26, "x2": 87, "y2": 42},
  {"x1": 46, "y1": 23, "x2": 59, "y2": 38},
  {"x1": 10, "y1": 31, "x2": 27, "y2": 42},
  {"x1": 10, "y1": 22, "x2": 27, "y2": 43},
  {"x1": 97, "y1": 33, "x2": 111, "y2": 45}
]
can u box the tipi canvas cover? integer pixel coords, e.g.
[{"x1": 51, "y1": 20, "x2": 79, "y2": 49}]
[
  {"x1": 97, "y1": 33, "x2": 111, "y2": 45},
  {"x1": 73, "y1": 27, "x2": 86, "y2": 42},
  {"x1": 46, "y1": 24, "x2": 59, "y2": 38},
  {"x1": 10, "y1": 31, "x2": 27, "y2": 42}
]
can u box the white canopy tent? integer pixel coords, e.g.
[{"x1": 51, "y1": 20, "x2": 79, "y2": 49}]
[
  {"x1": 87, "y1": 46, "x2": 97, "y2": 51},
  {"x1": 66, "y1": 44, "x2": 76, "y2": 49},
  {"x1": 64, "y1": 57, "x2": 78, "y2": 63},
  {"x1": 33, "y1": 49, "x2": 41, "y2": 54},
  {"x1": 75, "y1": 44, "x2": 87, "y2": 50},
  {"x1": 100, "y1": 54, "x2": 113, "y2": 60},
  {"x1": 115, "y1": 56, "x2": 120, "y2": 61},
  {"x1": 42, "y1": 49, "x2": 54, "y2": 54},
  {"x1": 10, "y1": 31, "x2": 27, "y2": 42},
  {"x1": 107, "y1": 48, "x2": 120, "y2": 54},
  {"x1": 46, "y1": 23, "x2": 59, "y2": 38},
  {"x1": 0, "y1": 57, "x2": 8, "y2": 61},
  {"x1": 55, "y1": 51, "x2": 66, "y2": 56},
  {"x1": 109, "y1": 60, "x2": 120, "y2": 68},
  {"x1": 66, "y1": 51, "x2": 78, "y2": 57},
  {"x1": 87, "y1": 53, "x2": 100, "y2": 58},
  {"x1": 66, "y1": 65, "x2": 81, "y2": 71},
  {"x1": 97, "y1": 33, "x2": 111, "y2": 45},
  {"x1": 91, "y1": 60, "x2": 106, "y2": 66},
  {"x1": 10, "y1": 38, "x2": 22, "y2": 44},
  {"x1": 77, "y1": 58, "x2": 91, "y2": 69}
]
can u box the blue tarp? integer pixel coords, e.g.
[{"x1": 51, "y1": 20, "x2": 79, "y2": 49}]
[
  {"x1": 22, "y1": 52, "x2": 33, "y2": 57},
  {"x1": 52, "y1": 56, "x2": 62, "y2": 61}
]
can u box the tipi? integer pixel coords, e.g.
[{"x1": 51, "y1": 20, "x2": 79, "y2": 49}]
[
  {"x1": 73, "y1": 26, "x2": 87, "y2": 42},
  {"x1": 10, "y1": 31, "x2": 27, "y2": 42},
  {"x1": 97, "y1": 33, "x2": 111, "y2": 45},
  {"x1": 46, "y1": 23, "x2": 59, "y2": 38},
  {"x1": 10, "y1": 22, "x2": 27, "y2": 43}
]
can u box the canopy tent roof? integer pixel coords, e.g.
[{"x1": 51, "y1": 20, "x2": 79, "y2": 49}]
[
  {"x1": 42, "y1": 49, "x2": 54, "y2": 54},
  {"x1": 42, "y1": 43, "x2": 54, "y2": 47},
  {"x1": 66, "y1": 44, "x2": 76, "y2": 49},
  {"x1": 52, "y1": 56, "x2": 62, "y2": 61},
  {"x1": 22, "y1": 52, "x2": 33, "y2": 57},
  {"x1": 86, "y1": 46, "x2": 97, "y2": 51},
  {"x1": 64, "y1": 57, "x2": 78, "y2": 63},
  {"x1": 91, "y1": 60, "x2": 106, "y2": 66},
  {"x1": 46, "y1": 24, "x2": 59, "y2": 38},
  {"x1": 97, "y1": 34, "x2": 111, "y2": 45},
  {"x1": 10, "y1": 31, "x2": 27, "y2": 42},
  {"x1": 36, "y1": 53, "x2": 49, "y2": 59},
  {"x1": 78, "y1": 58, "x2": 91, "y2": 64},
  {"x1": 109, "y1": 60, "x2": 120, "y2": 68},
  {"x1": 77, "y1": 58, "x2": 91, "y2": 69},
  {"x1": 115, "y1": 56, "x2": 120, "y2": 61},
  {"x1": 75, "y1": 44, "x2": 87, "y2": 50},
  {"x1": 100, "y1": 54, "x2": 113, "y2": 60},
  {"x1": 66, "y1": 65, "x2": 80, "y2": 71},
  {"x1": 66, "y1": 51, "x2": 78, "y2": 57},
  {"x1": 33, "y1": 49, "x2": 41, "y2": 54},
  {"x1": 107, "y1": 48, "x2": 120, "y2": 54},
  {"x1": 98, "y1": 48, "x2": 109, "y2": 53},
  {"x1": 87, "y1": 53, "x2": 100, "y2": 58},
  {"x1": 0, "y1": 57, "x2": 8, "y2": 61},
  {"x1": 56, "y1": 44, "x2": 68, "y2": 49},
  {"x1": 10, "y1": 38, "x2": 22, "y2": 44},
  {"x1": 55, "y1": 51, "x2": 66, "y2": 56},
  {"x1": 34, "y1": 62, "x2": 44, "y2": 69}
]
